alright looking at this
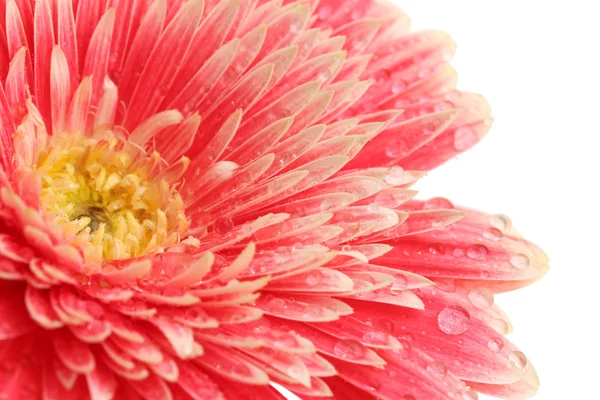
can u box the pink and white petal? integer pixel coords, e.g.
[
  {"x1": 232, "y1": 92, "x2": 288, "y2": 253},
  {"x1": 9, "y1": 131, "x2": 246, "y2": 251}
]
[
  {"x1": 255, "y1": 293, "x2": 340, "y2": 322},
  {"x1": 467, "y1": 361, "x2": 540, "y2": 400},
  {"x1": 129, "y1": 373, "x2": 174, "y2": 400},
  {"x1": 194, "y1": 343, "x2": 270, "y2": 385},
  {"x1": 33, "y1": 0, "x2": 54, "y2": 125},
  {"x1": 174, "y1": 360, "x2": 226, "y2": 400},
  {"x1": 150, "y1": 315, "x2": 195, "y2": 359},
  {"x1": 52, "y1": 329, "x2": 96, "y2": 374},
  {"x1": 86, "y1": 360, "x2": 118, "y2": 400},
  {"x1": 117, "y1": 0, "x2": 167, "y2": 105}
]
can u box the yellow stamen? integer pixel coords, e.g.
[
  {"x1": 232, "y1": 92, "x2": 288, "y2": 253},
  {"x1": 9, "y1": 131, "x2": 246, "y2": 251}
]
[{"x1": 36, "y1": 131, "x2": 189, "y2": 263}]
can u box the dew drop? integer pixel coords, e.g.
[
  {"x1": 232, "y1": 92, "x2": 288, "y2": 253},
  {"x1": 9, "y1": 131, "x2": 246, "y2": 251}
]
[
  {"x1": 490, "y1": 214, "x2": 512, "y2": 233},
  {"x1": 289, "y1": 21, "x2": 302, "y2": 33},
  {"x1": 333, "y1": 339, "x2": 365, "y2": 359},
  {"x1": 385, "y1": 166, "x2": 405, "y2": 185},
  {"x1": 214, "y1": 218, "x2": 234, "y2": 235},
  {"x1": 423, "y1": 197, "x2": 454, "y2": 209},
  {"x1": 437, "y1": 306, "x2": 470, "y2": 335},
  {"x1": 364, "y1": 377, "x2": 381, "y2": 391},
  {"x1": 467, "y1": 244, "x2": 488, "y2": 260},
  {"x1": 374, "y1": 318, "x2": 394, "y2": 334},
  {"x1": 320, "y1": 199, "x2": 336, "y2": 212},
  {"x1": 454, "y1": 127, "x2": 478, "y2": 151},
  {"x1": 355, "y1": 290, "x2": 376, "y2": 300},
  {"x1": 487, "y1": 337, "x2": 504, "y2": 353},
  {"x1": 278, "y1": 151, "x2": 296, "y2": 167},
  {"x1": 434, "y1": 100, "x2": 454, "y2": 112},
  {"x1": 435, "y1": 278, "x2": 456, "y2": 293},
  {"x1": 510, "y1": 254, "x2": 530, "y2": 270},
  {"x1": 429, "y1": 244, "x2": 445, "y2": 255},
  {"x1": 392, "y1": 81, "x2": 407, "y2": 94},
  {"x1": 398, "y1": 333, "x2": 415, "y2": 343},
  {"x1": 385, "y1": 138, "x2": 407, "y2": 158},
  {"x1": 230, "y1": 363, "x2": 251, "y2": 377},
  {"x1": 468, "y1": 288, "x2": 494, "y2": 309},
  {"x1": 427, "y1": 361, "x2": 448, "y2": 378},
  {"x1": 267, "y1": 298, "x2": 287, "y2": 310},
  {"x1": 362, "y1": 331, "x2": 388, "y2": 345},
  {"x1": 489, "y1": 318, "x2": 509, "y2": 335},
  {"x1": 391, "y1": 274, "x2": 408, "y2": 292},
  {"x1": 268, "y1": 179, "x2": 282, "y2": 193},
  {"x1": 423, "y1": 122, "x2": 437, "y2": 135},
  {"x1": 508, "y1": 351, "x2": 527, "y2": 369},
  {"x1": 483, "y1": 227, "x2": 503, "y2": 241},
  {"x1": 341, "y1": 245, "x2": 352, "y2": 252},
  {"x1": 306, "y1": 270, "x2": 323, "y2": 286}
]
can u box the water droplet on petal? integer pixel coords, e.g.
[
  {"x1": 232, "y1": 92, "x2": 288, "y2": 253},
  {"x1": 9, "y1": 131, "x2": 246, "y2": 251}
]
[
  {"x1": 386, "y1": 138, "x2": 407, "y2": 158},
  {"x1": 289, "y1": 21, "x2": 302, "y2": 33},
  {"x1": 385, "y1": 166, "x2": 405, "y2": 185},
  {"x1": 454, "y1": 127, "x2": 478, "y2": 151},
  {"x1": 398, "y1": 333, "x2": 415, "y2": 343},
  {"x1": 467, "y1": 245, "x2": 488, "y2": 260},
  {"x1": 214, "y1": 218, "x2": 234, "y2": 235},
  {"x1": 392, "y1": 81, "x2": 407, "y2": 94},
  {"x1": 278, "y1": 151, "x2": 296, "y2": 167},
  {"x1": 333, "y1": 339, "x2": 365, "y2": 359},
  {"x1": 487, "y1": 337, "x2": 504, "y2": 353},
  {"x1": 510, "y1": 254, "x2": 530, "y2": 269},
  {"x1": 468, "y1": 288, "x2": 494, "y2": 309},
  {"x1": 435, "y1": 278, "x2": 456, "y2": 293},
  {"x1": 483, "y1": 227, "x2": 503, "y2": 241},
  {"x1": 509, "y1": 351, "x2": 527, "y2": 369},
  {"x1": 429, "y1": 244, "x2": 445, "y2": 255},
  {"x1": 391, "y1": 275, "x2": 408, "y2": 292},
  {"x1": 267, "y1": 298, "x2": 288, "y2": 310},
  {"x1": 490, "y1": 318, "x2": 509, "y2": 335},
  {"x1": 362, "y1": 331, "x2": 388, "y2": 345},
  {"x1": 231, "y1": 363, "x2": 251, "y2": 377},
  {"x1": 438, "y1": 306, "x2": 470, "y2": 335},
  {"x1": 374, "y1": 318, "x2": 394, "y2": 334},
  {"x1": 427, "y1": 361, "x2": 448, "y2": 378},
  {"x1": 462, "y1": 390, "x2": 479, "y2": 400},
  {"x1": 306, "y1": 270, "x2": 323, "y2": 285},
  {"x1": 364, "y1": 377, "x2": 381, "y2": 391},
  {"x1": 490, "y1": 214, "x2": 512, "y2": 233},
  {"x1": 423, "y1": 197, "x2": 454, "y2": 209}
]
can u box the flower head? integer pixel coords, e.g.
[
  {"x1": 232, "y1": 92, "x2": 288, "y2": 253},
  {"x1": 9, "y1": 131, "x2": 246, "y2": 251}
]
[{"x1": 0, "y1": 0, "x2": 547, "y2": 399}]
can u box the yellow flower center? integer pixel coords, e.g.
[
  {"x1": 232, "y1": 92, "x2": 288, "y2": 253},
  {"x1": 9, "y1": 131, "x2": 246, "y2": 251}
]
[{"x1": 35, "y1": 131, "x2": 189, "y2": 263}]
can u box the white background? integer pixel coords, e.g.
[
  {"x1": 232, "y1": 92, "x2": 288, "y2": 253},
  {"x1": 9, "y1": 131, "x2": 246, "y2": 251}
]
[
  {"x1": 283, "y1": 1, "x2": 600, "y2": 399},
  {"x1": 396, "y1": 1, "x2": 600, "y2": 399}
]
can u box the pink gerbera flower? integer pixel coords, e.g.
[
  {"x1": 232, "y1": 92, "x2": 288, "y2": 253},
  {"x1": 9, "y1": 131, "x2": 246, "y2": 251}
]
[{"x1": 0, "y1": 0, "x2": 548, "y2": 399}]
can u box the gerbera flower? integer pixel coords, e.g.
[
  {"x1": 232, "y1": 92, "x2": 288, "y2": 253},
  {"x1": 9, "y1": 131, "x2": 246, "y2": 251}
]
[{"x1": 0, "y1": 0, "x2": 548, "y2": 399}]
